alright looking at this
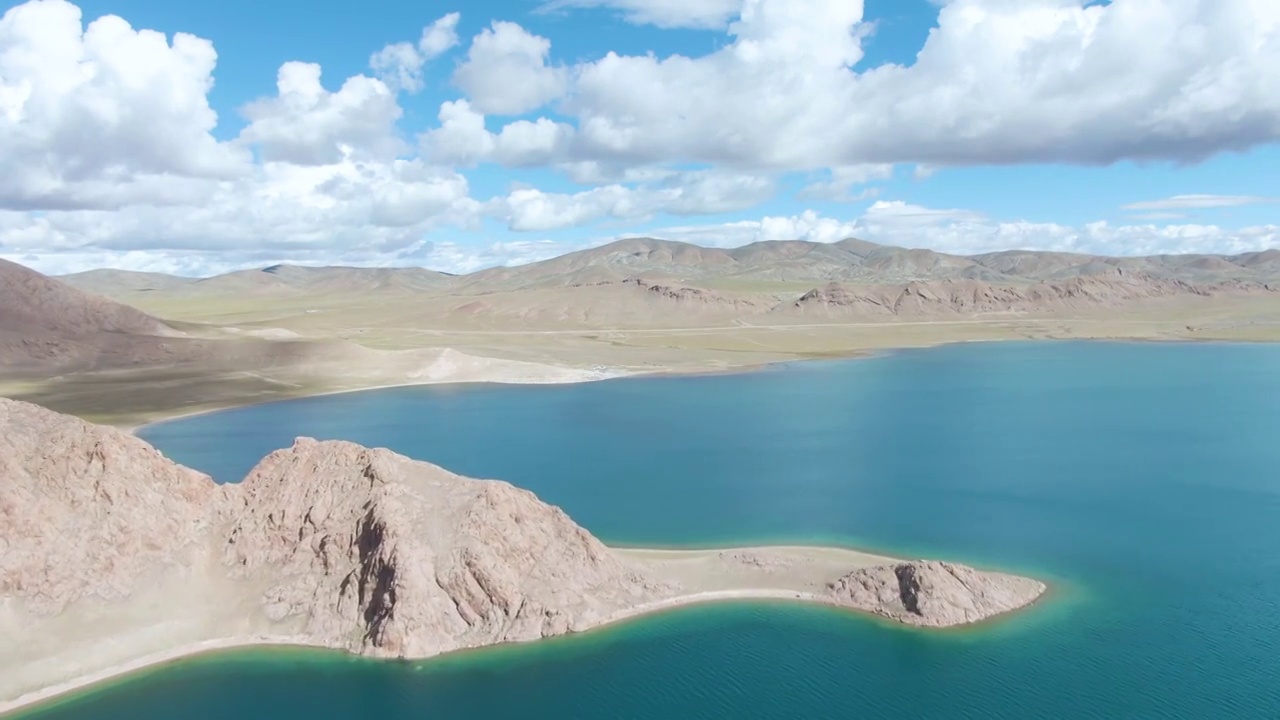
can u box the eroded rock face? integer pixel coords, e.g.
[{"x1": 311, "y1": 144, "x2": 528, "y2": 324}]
[
  {"x1": 220, "y1": 437, "x2": 665, "y2": 657},
  {"x1": 0, "y1": 399, "x2": 217, "y2": 615},
  {"x1": 787, "y1": 276, "x2": 1270, "y2": 318},
  {"x1": 828, "y1": 561, "x2": 1046, "y2": 627}
]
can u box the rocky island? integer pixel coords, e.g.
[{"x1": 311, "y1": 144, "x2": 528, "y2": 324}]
[{"x1": 0, "y1": 397, "x2": 1046, "y2": 714}]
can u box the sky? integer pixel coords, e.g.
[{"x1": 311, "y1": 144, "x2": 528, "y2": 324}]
[{"x1": 0, "y1": 0, "x2": 1277, "y2": 277}]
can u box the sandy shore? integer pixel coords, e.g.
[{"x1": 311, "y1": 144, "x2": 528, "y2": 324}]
[
  {"x1": 122, "y1": 358, "x2": 641, "y2": 435},
  {"x1": 0, "y1": 542, "x2": 1042, "y2": 718},
  {"x1": 0, "y1": 637, "x2": 320, "y2": 718},
  {"x1": 0, "y1": 592, "x2": 817, "y2": 719}
]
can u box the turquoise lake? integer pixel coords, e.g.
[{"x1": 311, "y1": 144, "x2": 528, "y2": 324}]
[{"x1": 26, "y1": 342, "x2": 1280, "y2": 718}]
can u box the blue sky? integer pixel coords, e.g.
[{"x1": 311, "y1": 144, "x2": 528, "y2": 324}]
[{"x1": 0, "y1": 0, "x2": 1277, "y2": 275}]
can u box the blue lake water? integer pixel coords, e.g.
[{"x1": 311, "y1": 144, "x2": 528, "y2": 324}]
[{"x1": 23, "y1": 342, "x2": 1280, "y2": 718}]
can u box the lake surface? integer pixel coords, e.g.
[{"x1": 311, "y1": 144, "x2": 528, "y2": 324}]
[{"x1": 29, "y1": 342, "x2": 1280, "y2": 718}]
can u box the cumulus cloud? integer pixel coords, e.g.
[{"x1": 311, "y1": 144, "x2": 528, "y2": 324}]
[
  {"x1": 1122, "y1": 194, "x2": 1276, "y2": 211},
  {"x1": 477, "y1": 0, "x2": 1280, "y2": 170},
  {"x1": 238, "y1": 62, "x2": 405, "y2": 165},
  {"x1": 369, "y1": 13, "x2": 460, "y2": 93},
  {"x1": 647, "y1": 205, "x2": 1280, "y2": 259},
  {"x1": 537, "y1": 0, "x2": 743, "y2": 29},
  {"x1": 2, "y1": 0, "x2": 1276, "y2": 277},
  {"x1": 420, "y1": 100, "x2": 573, "y2": 167},
  {"x1": 483, "y1": 170, "x2": 774, "y2": 231},
  {"x1": 0, "y1": 156, "x2": 480, "y2": 273},
  {"x1": 650, "y1": 210, "x2": 859, "y2": 247},
  {"x1": 452, "y1": 22, "x2": 567, "y2": 115},
  {"x1": 0, "y1": 0, "x2": 249, "y2": 210}
]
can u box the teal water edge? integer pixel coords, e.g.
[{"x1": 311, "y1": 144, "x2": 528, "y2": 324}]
[{"x1": 29, "y1": 341, "x2": 1280, "y2": 719}]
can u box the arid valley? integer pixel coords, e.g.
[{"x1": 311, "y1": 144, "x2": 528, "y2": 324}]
[{"x1": 5, "y1": 237, "x2": 1279, "y2": 429}]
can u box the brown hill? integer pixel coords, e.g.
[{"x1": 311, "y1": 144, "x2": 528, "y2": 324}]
[
  {"x1": 55, "y1": 269, "x2": 194, "y2": 296},
  {"x1": 0, "y1": 259, "x2": 175, "y2": 338},
  {"x1": 0, "y1": 259, "x2": 188, "y2": 372},
  {"x1": 55, "y1": 237, "x2": 1280, "y2": 301},
  {"x1": 779, "y1": 275, "x2": 1274, "y2": 319}
]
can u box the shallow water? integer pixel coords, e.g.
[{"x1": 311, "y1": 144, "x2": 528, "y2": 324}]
[{"x1": 28, "y1": 342, "x2": 1280, "y2": 718}]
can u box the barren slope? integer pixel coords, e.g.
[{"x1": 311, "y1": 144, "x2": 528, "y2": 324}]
[{"x1": 0, "y1": 259, "x2": 175, "y2": 338}]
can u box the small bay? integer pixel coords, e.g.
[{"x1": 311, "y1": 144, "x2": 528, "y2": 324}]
[{"x1": 25, "y1": 342, "x2": 1280, "y2": 719}]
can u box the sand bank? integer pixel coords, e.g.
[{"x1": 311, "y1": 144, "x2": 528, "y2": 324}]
[{"x1": 0, "y1": 542, "x2": 1045, "y2": 718}]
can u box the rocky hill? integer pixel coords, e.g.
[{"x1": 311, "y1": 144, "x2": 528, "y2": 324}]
[
  {"x1": 0, "y1": 398, "x2": 1045, "y2": 708},
  {"x1": 0, "y1": 259, "x2": 175, "y2": 339},
  {"x1": 221, "y1": 437, "x2": 662, "y2": 656},
  {"x1": 780, "y1": 274, "x2": 1273, "y2": 319},
  {"x1": 829, "y1": 561, "x2": 1046, "y2": 627},
  {"x1": 57, "y1": 238, "x2": 1280, "y2": 301},
  {"x1": 0, "y1": 259, "x2": 191, "y2": 373}
]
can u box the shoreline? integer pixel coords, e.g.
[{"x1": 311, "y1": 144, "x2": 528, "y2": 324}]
[
  {"x1": 3, "y1": 337, "x2": 1210, "y2": 716},
  {"x1": 118, "y1": 335, "x2": 1276, "y2": 437},
  {"x1": 121, "y1": 365, "x2": 646, "y2": 435},
  {"x1": 0, "y1": 542, "x2": 1050, "y2": 718},
  {"x1": 122, "y1": 356, "x2": 801, "y2": 436}
]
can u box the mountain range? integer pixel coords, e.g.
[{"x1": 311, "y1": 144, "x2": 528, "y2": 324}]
[{"x1": 55, "y1": 238, "x2": 1280, "y2": 297}]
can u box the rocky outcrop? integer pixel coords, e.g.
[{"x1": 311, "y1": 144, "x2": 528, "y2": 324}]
[
  {"x1": 0, "y1": 399, "x2": 217, "y2": 615},
  {"x1": 828, "y1": 561, "x2": 1046, "y2": 627},
  {"x1": 0, "y1": 397, "x2": 1046, "y2": 707},
  {"x1": 783, "y1": 275, "x2": 1271, "y2": 319},
  {"x1": 221, "y1": 437, "x2": 665, "y2": 657}
]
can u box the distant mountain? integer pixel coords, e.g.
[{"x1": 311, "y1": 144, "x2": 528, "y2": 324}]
[
  {"x1": 56, "y1": 269, "x2": 194, "y2": 295},
  {"x1": 777, "y1": 275, "x2": 1257, "y2": 320},
  {"x1": 52, "y1": 237, "x2": 1280, "y2": 302},
  {"x1": 0, "y1": 259, "x2": 175, "y2": 338},
  {"x1": 460, "y1": 237, "x2": 1280, "y2": 290},
  {"x1": 256, "y1": 264, "x2": 454, "y2": 293},
  {"x1": 0, "y1": 259, "x2": 184, "y2": 372},
  {"x1": 60, "y1": 264, "x2": 456, "y2": 299}
]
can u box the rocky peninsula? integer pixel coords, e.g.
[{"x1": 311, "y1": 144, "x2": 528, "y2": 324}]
[{"x1": 0, "y1": 397, "x2": 1045, "y2": 714}]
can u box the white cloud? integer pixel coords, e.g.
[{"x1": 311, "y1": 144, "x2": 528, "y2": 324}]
[
  {"x1": 238, "y1": 62, "x2": 405, "y2": 165},
  {"x1": 860, "y1": 200, "x2": 986, "y2": 226},
  {"x1": 418, "y1": 12, "x2": 463, "y2": 57},
  {"x1": 483, "y1": 170, "x2": 774, "y2": 231},
  {"x1": 10, "y1": 196, "x2": 1279, "y2": 277},
  {"x1": 652, "y1": 209, "x2": 862, "y2": 247},
  {"x1": 648, "y1": 204, "x2": 1280, "y2": 258},
  {"x1": 2, "y1": 0, "x2": 1277, "y2": 279},
  {"x1": 453, "y1": 22, "x2": 567, "y2": 115},
  {"x1": 420, "y1": 100, "x2": 573, "y2": 167},
  {"x1": 369, "y1": 13, "x2": 460, "y2": 93},
  {"x1": 422, "y1": 239, "x2": 580, "y2": 274},
  {"x1": 487, "y1": 186, "x2": 647, "y2": 231},
  {"x1": 0, "y1": 0, "x2": 249, "y2": 211},
  {"x1": 0, "y1": 157, "x2": 481, "y2": 275},
  {"x1": 798, "y1": 164, "x2": 894, "y2": 201},
  {"x1": 478, "y1": 0, "x2": 1280, "y2": 170},
  {"x1": 1122, "y1": 194, "x2": 1275, "y2": 211},
  {"x1": 537, "y1": 0, "x2": 743, "y2": 29}
]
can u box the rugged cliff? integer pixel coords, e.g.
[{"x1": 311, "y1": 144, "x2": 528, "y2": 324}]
[
  {"x1": 0, "y1": 399, "x2": 217, "y2": 615},
  {"x1": 221, "y1": 437, "x2": 666, "y2": 657},
  {"x1": 828, "y1": 561, "x2": 1046, "y2": 627},
  {"x1": 783, "y1": 275, "x2": 1272, "y2": 319}
]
